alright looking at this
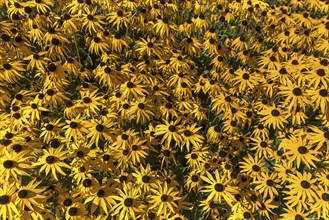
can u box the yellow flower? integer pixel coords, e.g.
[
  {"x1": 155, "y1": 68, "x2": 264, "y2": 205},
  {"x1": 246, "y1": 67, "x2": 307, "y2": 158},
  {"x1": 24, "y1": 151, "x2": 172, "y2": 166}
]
[
  {"x1": 285, "y1": 171, "x2": 319, "y2": 209},
  {"x1": 148, "y1": 181, "x2": 181, "y2": 217},
  {"x1": 0, "y1": 150, "x2": 31, "y2": 182},
  {"x1": 201, "y1": 170, "x2": 239, "y2": 206},
  {"x1": 111, "y1": 183, "x2": 140, "y2": 220},
  {"x1": 259, "y1": 105, "x2": 288, "y2": 130},
  {"x1": 239, "y1": 154, "x2": 266, "y2": 178},
  {"x1": 155, "y1": 120, "x2": 182, "y2": 148},
  {"x1": 0, "y1": 183, "x2": 20, "y2": 220},
  {"x1": 132, "y1": 163, "x2": 158, "y2": 193},
  {"x1": 253, "y1": 172, "x2": 282, "y2": 199},
  {"x1": 33, "y1": 146, "x2": 70, "y2": 181},
  {"x1": 81, "y1": 7, "x2": 105, "y2": 34},
  {"x1": 15, "y1": 179, "x2": 45, "y2": 211},
  {"x1": 84, "y1": 181, "x2": 116, "y2": 214}
]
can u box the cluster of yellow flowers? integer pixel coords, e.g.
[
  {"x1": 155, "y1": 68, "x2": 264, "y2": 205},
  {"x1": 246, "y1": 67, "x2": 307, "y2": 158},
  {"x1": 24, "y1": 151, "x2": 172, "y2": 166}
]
[{"x1": 0, "y1": 0, "x2": 329, "y2": 219}]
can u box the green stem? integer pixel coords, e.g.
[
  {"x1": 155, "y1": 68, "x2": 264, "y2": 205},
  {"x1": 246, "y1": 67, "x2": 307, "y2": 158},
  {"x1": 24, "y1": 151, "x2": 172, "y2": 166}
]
[{"x1": 74, "y1": 38, "x2": 81, "y2": 64}]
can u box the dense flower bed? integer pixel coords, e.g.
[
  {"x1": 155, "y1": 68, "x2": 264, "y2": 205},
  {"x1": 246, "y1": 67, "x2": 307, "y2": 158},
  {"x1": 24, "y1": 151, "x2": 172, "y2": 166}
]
[{"x1": 0, "y1": 0, "x2": 329, "y2": 219}]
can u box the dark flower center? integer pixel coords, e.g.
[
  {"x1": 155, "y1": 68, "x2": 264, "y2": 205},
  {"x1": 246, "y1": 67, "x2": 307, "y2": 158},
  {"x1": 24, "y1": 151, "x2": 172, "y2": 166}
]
[
  {"x1": 163, "y1": 150, "x2": 170, "y2": 157},
  {"x1": 124, "y1": 198, "x2": 133, "y2": 207},
  {"x1": 209, "y1": 201, "x2": 217, "y2": 209},
  {"x1": 117, "y1": 11, "x2": 123, "y2": 16},
  {"x1": 214, "y1": 183, "x2": 225, "y2": 192},
  {"x1": 119, "y1": 175, "x2": 127, "y2": 183},
  {"x1": 93, "y1": 37, "x2": 100, "y2": 43},
  {"x1": 277, "y1": 150, "x2": 283, "y2": 156},
  {"x1": 97, "y1": 189, "x2": 105, "y2": 197},
  {"x1": 320, "y1": 59, "x2": 328, "y2": 66},
  {"x1": 209, "y1": 38, "x2": 215, "y2": 44},
  {"x1": 3, "y1": 160, "x2": 14, "y2": 168},
  {"x1": 96, "y1": 124, "x2": 104, "y2": 132},
  {"x1": 31, "y1": 103, "x2": 38, "y2": 109},
  {"x1": 250, "y1": 194, "x2": 257, "y2": 201},
  {"x1": 64, "y1": 198, "x2": 73, "y2": 206},
  {"x1": 168, "y1": 125, "x2": 176, "y2": 132},
  {"x1": 2, "y1": 140, "x2": 11, "y2": 147},
  {"x1": 0, "y1": 195, "x2": 10, "y2": 204},
  {"x1": 301, "y1": 180, "x2": 310, "y2": 189},
  {"x1": 184, "y1": 130, "x2": 191, "y2": 137},
  {"x1": 161, "y1": 194, "x2": 168, "y2": 202},
  {"x1": 13, "y1": 113, "x2": 21, "y2": 119},
  {"x1": 63, "y1": 13, "x2": 71, "y2": 20},
  {"x1": 51, "y1": 38, "x2": 60, "y2": 46},
  {"x1": 68, "y1": 207, "x2": 77, "y2": 216},
  {"x1": 242, "y1": 73, "x2": 250, "y2": 80},
  {"x1": 324, "y1": 132, "x2": 329, "y2": 140},
  {"x1": 218, "y1": 150, "x2": 227, "y2": 158},
  {"x1": 295, "y1": 214, "x2": 304, "y2": 220},
  {"x1": 127, "y1": 81, "x2": 134, "y2": 88},
  {"x1": 260, "y1": 141, "x2": 267, "y2": 148},
  {"x1": 83, "y1": 97, "x2": 91, "y2": 104},
  {"x1": 319, "y1": 89, "x2": 328, "y2": 97},
  {"x1": 15, "y1": 36, "x2": 23, "y2": 43},
  {"x1": 191, "y1": 153, "x2": 198, "y2": 159},
  {"x1": 104, "y1": 67, "x2": 111, "y2": 74},
  {"x1": 1, "y1": 34, "x2": 10, "y2": 42},
  {"x1": 317, "y1": 69, "x2": 325, "y2": 76},
  {"x1": 252, "y1": 165, "x2": 260, "y2": 172},
  {"x1": 12, "y1": 144, "x2": 22, "y2": 152},
  {"x1": 138, "y1": 103, "x2": 145, "y2": 109},
  {"x1": 65, "y1": 100, "x2": 73, "y2": 107},
  {"x1": 87, "y1": 14, "x2": 93, "y2": 20},
  {"x1": 103, "y1": 154, "x2": 110, "y2": 161},
  {"x1": 214, "y1": 125, "x2": 221, "y2": 132},
  {"x1": 121, "y1": 134, "x2": 128, "y2": 140},
  {"x1": 70, "y1": 122, "x2": 78, "y2": 128},
  {"x1": 243, "y1": 212, "x2": 251, "y2": 219},
  {"x1": 322, "y1": 193, "x2": 329, "y2": 201},
  {"x1": 298, "y1": 146, "x2": 308, "y2": 154},
  {"x1": 142, "y1": 175, "x2": 150, "y2": 183},
  {"x1": 148, "y1": 212, "x2": 156, "y2": 219},
  {"x1": 46, "y1": 156, "x2": 55, "y2": 164},
  {"x1": 48, "y1": 63, "x2": 57, "y2": 72},
  {"x1": 82, "y1": 179, "x2": 92, "y2": 187},
  {"x1": 76, "y1": 151, "x2": 84, "y2": 157},
  {"x1": 3, "y1": 63, "x2": 11, "y2": 70},
  {"x1": 292, "y1": 88, "x2": 302, "y2": 96},
  {"x1": 46, "y1": 124, "x2": 54, "y2": 131},
  {"x1": 114, "y1": 33, "x2": 121, "y2": 39},
  {"x1": 5, "y1": 133, "x2": 13, "y2": 139},
  {"x1": 162, "y1": 17, "x2": 169, "y2": 23},
  {"x1": 266, "y1": 179, "x2": 274, "y2": 186},
  {"x1": 165, "y1": 102, "x2": 172, "y2": 109},
  {"x1": 191, "y1": 175, "x2": 199, "y2": 182},
  {"x1": 50, "y1": 139, "x2": 60, "y2": 148},
  {"x1": 132, "y1": 145, "x2": 138, "y2": 151},
  {"x1": 123, "y1": 103, "x2": 130, "y2": 109},
  {"x1": 18, "y1": 190, "x2": 28, "y2": 198},
  {"x1": 181, "y1": 82, "x2": 188, "y2": 88},
  {"x1": 271, "y1": 109, "x2": 280, "y2": 116},
  {"x1": 46, "y1": 89, "x2": 55, "y2": 96},
  {"x1": 224, "y1": 164, "x2": 231, "y2": 169}
]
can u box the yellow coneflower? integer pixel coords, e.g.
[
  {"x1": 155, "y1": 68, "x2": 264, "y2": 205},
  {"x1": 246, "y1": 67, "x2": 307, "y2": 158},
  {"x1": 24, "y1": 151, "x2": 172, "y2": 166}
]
[
  {"x1": 81, "y1": 7, "x2": 105, "y2": 34},
  {"x1": 32, "y1": 146, "x2": 70, "y2": 181}
]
